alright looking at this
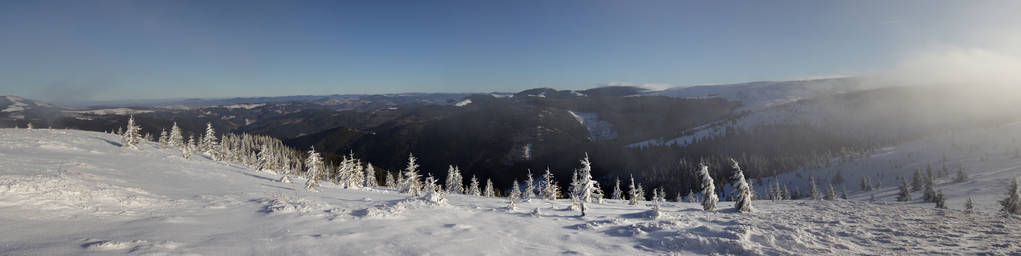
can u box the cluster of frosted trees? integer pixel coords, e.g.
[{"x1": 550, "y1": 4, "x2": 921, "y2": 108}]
[
  {"x1": 116, "y1": 117, "x2": 304, "y2": 178},
  {"x1": 114, "y1": 117, "x2": 1021, "y2": 217}
]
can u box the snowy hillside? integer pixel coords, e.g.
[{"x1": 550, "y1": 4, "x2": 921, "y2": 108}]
[
  {"x1": 1, "y1": 129, "x2": 1019, "y2": 255},
  {"x1": 765, "y1": 121, "x2": 1021, "y2": 213}
]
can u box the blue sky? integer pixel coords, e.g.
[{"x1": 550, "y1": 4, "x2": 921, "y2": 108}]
[{"x1": 1, "y1": 0, "x2": 1018, "y2": 101}]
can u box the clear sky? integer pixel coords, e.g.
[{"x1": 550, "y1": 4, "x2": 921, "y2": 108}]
[{"x1": 1, "y1": 0, "x2": 1018, "y2": 101}]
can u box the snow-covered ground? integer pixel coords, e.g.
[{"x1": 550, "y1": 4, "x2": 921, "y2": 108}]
[
  {"x1": 1, "y1": 129, "x2": 1018, "y2": 255},
  {"x1": 567, "y1": 110, "x2": 618, "y2": 141},
  {"x1": 769, "y1": 121, "x2": 1021, "y2": 213}
]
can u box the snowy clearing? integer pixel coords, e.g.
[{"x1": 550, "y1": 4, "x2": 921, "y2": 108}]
[{"x1": 0, "y1": 129, "x2": 1018, "y2": 255}]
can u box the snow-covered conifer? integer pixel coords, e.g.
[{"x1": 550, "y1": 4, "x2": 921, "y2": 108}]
[
  {"x1": 965, "y1": 198, "x2": 975, "y2": 213},
  {"x1": 385, "y1": 172, "x2": 396, "y2": 188},
  {"x1": 402, "y1": 153, "x2": 422, "y2": 196},
  {"x1": 923, "y1": 181, "x2": 937, "y2": 203},
  {"x1": 364, "y1": 163, "x2": 378, "y2": 187},
  {"x1": 611, "y1": 178, "x2": 623, "y2": 200},
  {"x1": 897, "y1": 178, "x2": 912, "y2": 202},
  {"x1": 158, "y1": 129, "x2": 169, "y2": 148},
  {"x1": 121, "y1": 116, "x2": 143, "y2": 149},
  {"x1": 628, "y1": 174, "x2": 639, "y2": 206},
  {"x1": 541, "y1": 168, "x2": 558, "y2": 200},
  {"x1": 955, "y1": 168, "x2": 969, "y2": 183},
  {"x1": 423, "y1": 174, "x2": 439, "y2": 193},
  {"x1": 508, "y1": 180, "x2": 521, "y2": 211},
  {"x1": 524, "y1": 169, "x2": 535, "y2": 200},
  {"x1": 730, "y1": 159, "x2": 753, "y2": 212},
  {"x1": 571, "y1": 153, "x2": 599, "y2": 204},
  {"x1": 304, "y1": 147, "x2": 325, "y2": 192},
  {"x1": 484, "y1": 178, "x2": 495, "y2": 197},
  {"x1": 911, "y1": 169, "x2": 923, "y2": 191},
  {"x1": 825, "y1": 184, "x2": 836, "y2": 200},
  {"x1": 636, "y1": 183, "x2": 646, "y2": 201},
  {"x1": 468, "y1": 175, "x2": 481, "y2": 196},
  {"x1": 840, "y1": 186, "x2": 848, "y2": 200},
  {"x1": 445, "y1": 165, "x2": 464, "y2": 194},
  {"x1": 168, "y1": 122, "x2": 184, "y2": 148},
  {"x1": 809, "y1": 176, "x2": 821, "y2": 200},
  {"x1": 697, "y1": 164, "x2": 718, "y2": 210},
  {"x1": 1000, "y1": 177, "x2": 1021, "y2": 216},
  {"x1": 861, "y1": 176, "x2": 873, "y2": 192},
  {"x1": 200, "y1": 121, "x2": 216, "y2": 156},
  {"x1": 934, "y1": 189, "x2": 946, "y2": 209}
]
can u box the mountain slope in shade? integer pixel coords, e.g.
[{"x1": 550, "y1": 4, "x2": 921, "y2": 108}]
[{"x1": 1, "y1": 129, "x2": 1018, "y2": 255}]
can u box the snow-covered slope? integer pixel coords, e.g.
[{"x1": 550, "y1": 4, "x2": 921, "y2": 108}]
[
  {"x1": 763, "y1": 121, "x2": 1021, "y2": 213},
  {"x1": 1, "y1": 129, "x2": 1018, "y2": 255}
]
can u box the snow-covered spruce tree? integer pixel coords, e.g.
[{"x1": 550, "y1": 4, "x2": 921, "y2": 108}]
[
  {"x1": 611, "y1": 178, "x2": 623, "y2": 200},
  {"x1": 685, "y1": 190, "x2": 696, "y2": 203},
  {"x1": 955, "y1": 168, "x2": 969, "y2": 183},
  {"x1": 168, "y1": 122, "x2": 184, "y2": 148},
  {"x1": 445, "y1": 165, "x2": 464, "y2": 194},
  {"x1": 541, "y1": 168, "x2": 558, "y2": 200},
  {"x1": 651, "y1": 187, "x2": 662, "y2": 217},
  {"x1": 861, "y1": 176, "x2": 873, "y2": 192},
  {"x1": 897, "y1": 178, "x2": 912, "y2": 202},
  {"x1": 911, "y1": 169, "x2": 923, "y2": 192},
  {"x1": 158, "y1": 129, "x2": 169, "y2": 148},
  {"x1": 965, "y1": 198, "x2": 976, "y2": 214},
  {"x1": 730, "y1": 159, "x2": 753, "y2": 212},
  {"x1": 809, "y1": 176, "x2": 821, "y2": 200},
  {"x1": 468, "y1": 175, "x2": 482, "y2": 196},
  {"x1": 934, "y1": 189, "x2": 946, "y2": 209},
  {"x1": 423, "y1": 173, "x2": 439, "y2": 193},
  {"x1": 508, "y1": 180, "x2": 522, "y2": 211},
  {"x1": 636, "y1": 183, "x2": 646, "y2": 201},
  {"x1": 524, "y1": 169, "x2": 535, "y2": 200},
  {"x1": 484, "y1": 178, "x2": 495, "y2": 197},
  {"x1": 202, "y1": 122, "x2": 217, "y2": 156},
  {"x1": 121, "y1": 115, "x2": 143, "y2": 149},
  {"x1": 923, "y1": 181, "x2": 937, "y2": 203},
  {"x1": 571, "y1": 153, "x2": 599, "y2": 203},
  {"x1": 840, "y1": 186, "x2": 848, "y2": 200},
  {"x1": 402, "y1": 153, "x2": 423, "y2": 196},
  {"x1": 181, "y1": 137, "x2": 192, "y2": 159},
  {"x1": 824, "y1": 184, "x2": 836, "y2": 200},
  {"x1": 364, "y1": 163, "x2": 378, "y2": 187},
  {"x1": 697, "y1": 163, "x2": 718, "y2": 210},
  {"x1": 385, "y1": 172, "x2": 396, "y2": 188},
  {"x1": 1000, "y1": 177, "x2": 1021, "y2": 216},
  {"x1": 304, "y1": 147, "x2": 325, "y2": 192},
  {"x1": 628, "y1": 174, "x2": 639, "y2": 206}
]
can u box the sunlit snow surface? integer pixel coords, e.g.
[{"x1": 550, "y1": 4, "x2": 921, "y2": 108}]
[{"x1": 0, "y1": 129, "x2": 1018, "y2": 255}]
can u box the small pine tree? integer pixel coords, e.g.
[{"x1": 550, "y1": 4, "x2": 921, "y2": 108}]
[
  {"x1": 445, "y1": 165, "x2": 464, "y2": 194},
  {"x1": 611, "y1": 178, "x2": 623, "y2": 200},
  {"x1": 468, "y1": 175, "x2": 482, "y2": 196},
  {"x1": 861, "y1": 176, "x2": 873, "y2": 192},
  {"x1": 955, "y1": 168, "x2": 968, "y2": 183},
  {"x1": 364, "y1": 163, "x2": 378, "y2": 187},
  {"x1": 628, "y1": 174, "x2": 640, "y2": 206},
  {"x1": 809, "y1": 176, "x2": 821, "y2": 200},
  {"x1": 825, "y1": 184, "x2": 836, "y2": 200},
  {"x1": 385, "y1": 172, "x2": 396, "y2": 188},
  {"x1": 730, "y1": 159, "x2": 753, "y2": 212},
  {"x1": 697, "y1": 163, "x2": 718, "y2": 211},
  {"x1": 831, "y1": 169, "x2": 844, "y2": 185},
  {"x1": 158, "y1": 129, "x2": 169, "y2": 148},
  {"x1": 965, "y1": 198, "x2": 975, "y2": 214},
  {"x1": 934, "y1": 189, "x2": 946, "y2": 209},
  {"x1": 168, "y1": 122, "x2": 184, "y2": 148},
  {"x1": 911, "y1": 169, "x2": 923, "y2": 192},
  {"x1": 923, "y1": 182, "x2": 937, "y2": 203},
  {"x1": 1000, "y1": 177, "x2": 1021, "y2": 216},
  {"x1": 524, "y1": 169, "x2": 536, "y2": 200},
  {"x1": 121, "y1": 116, "x2": 143, "y2": 149},
  {"x1": 402, "y1": 154, "x2": 422, "y2": 196},
  {"x1": 541, "y1": 168, "x2": 558, "y2": 200},
  {"x1": 484, "y1": 178, "x2": 495, "y2": 197},
  {"x1": 897, "y1": 178, "x2": 912, "y2": 202},
  {"x1": 840, "y1": 186, "x2": 848, "y2": 200},
  {"x1": 202, "y1": 122, "x2": 217, "y2": 156},
  {"x1": 508, "y1": 180, "x2": 521, "y2": 211},
  {"x1": 304, "y1": 147, "x2": 325, "y2": 192}
]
